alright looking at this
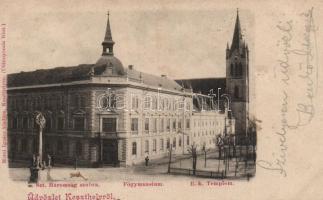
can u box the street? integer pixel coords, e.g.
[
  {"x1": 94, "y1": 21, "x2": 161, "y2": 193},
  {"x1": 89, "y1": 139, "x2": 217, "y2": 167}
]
[{"x1": 9, "y1": 150, "x2": 255, "y2": 182}]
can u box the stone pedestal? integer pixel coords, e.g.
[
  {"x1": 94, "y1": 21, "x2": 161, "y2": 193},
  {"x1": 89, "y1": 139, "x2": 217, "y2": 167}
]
[{"x1": 38, "y1": 168, "x2": 53, "y2": 182}]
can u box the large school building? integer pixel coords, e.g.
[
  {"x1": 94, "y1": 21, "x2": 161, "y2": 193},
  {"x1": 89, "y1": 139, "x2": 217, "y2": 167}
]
[{"x1": 7, "y1": 11, "x2": 248, "y2": 167}]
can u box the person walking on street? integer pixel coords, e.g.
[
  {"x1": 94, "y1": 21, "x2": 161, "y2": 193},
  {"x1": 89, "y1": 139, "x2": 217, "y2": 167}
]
[{"x1": 145, "y1": 156, "x2": 149, "y2": 166}]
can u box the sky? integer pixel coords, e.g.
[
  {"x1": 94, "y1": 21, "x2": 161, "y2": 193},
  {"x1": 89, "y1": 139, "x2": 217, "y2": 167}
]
[{"x1": 4, "y1": 7, "x2": 253, "y2": 79}]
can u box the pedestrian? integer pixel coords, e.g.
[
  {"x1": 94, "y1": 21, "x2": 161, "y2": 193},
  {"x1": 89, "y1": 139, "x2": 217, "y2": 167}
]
[
  {"x1": 46, "y1": 154, "x2": 53, "y2": 181},
  {"x1": 46, "y1": 154, "x2": 52, "y2": 168},
  {"x1": 145, "y1": 156, "x2": 149, "y2": 166},
  {"x1": 33, "y1": 154, "x2": 41, "y2": 182},
  {"x1": 29, "y1": 154, "x2": 37, "y2": 183}
]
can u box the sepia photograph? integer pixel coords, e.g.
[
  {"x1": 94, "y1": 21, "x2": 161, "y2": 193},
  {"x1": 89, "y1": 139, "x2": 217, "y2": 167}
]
[{"x1": 0, "y1": 1, "x2": 322, "y2": 200}]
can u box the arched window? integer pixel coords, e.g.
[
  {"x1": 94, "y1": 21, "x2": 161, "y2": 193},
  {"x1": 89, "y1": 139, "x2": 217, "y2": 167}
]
[
  {"x1": 230, "y1": 64, "x2": 234, "y2": 76},
  {"x1": 101, "y1": 97, "x2": 108, "y2": 108},
  {"x1": 179, "y1": 137, "x2": 182, "y2": 147},
  {"x1": 132, "y1": 142, "x2": 137, "y2": 155},
  {"x1": 238, "y1": 63, "x2": 243, "y2": 76},
  {"x1": 234, "y1": 86, "x2": 239, "y2": 98}
]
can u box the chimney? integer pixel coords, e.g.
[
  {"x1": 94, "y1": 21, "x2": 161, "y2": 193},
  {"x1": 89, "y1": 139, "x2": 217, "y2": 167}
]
[{"x1": 128, "y1": 65, "x2": 133, "y2": 70}]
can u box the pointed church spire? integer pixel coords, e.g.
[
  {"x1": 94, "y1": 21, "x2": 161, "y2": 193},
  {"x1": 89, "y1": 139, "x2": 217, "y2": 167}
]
[
  {"x1": 230, "y1": 8, "x2": 243, "y2": 52},
  {"x1": 102, "y1": 11, "x2": 115, "y2": 56}
]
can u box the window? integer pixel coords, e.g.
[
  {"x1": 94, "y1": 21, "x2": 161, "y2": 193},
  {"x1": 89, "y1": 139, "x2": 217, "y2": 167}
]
[
  {"x1": 152, "y1": 96, "x2": 157, "y2": 110},
  {"x1": 152, "y1": 118, "x2": 157, "y2": 133},
  {"x1": 132, "y1": 142, "x2": 137, "y2": 155},
  {"x1": 166, "y1": 118, "x2": 170, "y2": 131},
  {"x1": 21, "y1": 139, "x2": 28, "y2": 153},
  {"x1": 74, "y1": 117, "x2": 85, "y2": 131},
  {"x1": 22, "y1": 116, "x2": 28, "y2": 129},
  {"x1": 173, "y1": 99, "x2": 177, "y2": 111},
  {"x1": 57, "y1": 117, "x2": 64, "y2": 130},
  {"x1": 167, "y1": 138, "x2": 170, "y2": 149},
  {"x1": 186, "y1": 119, "x2": 190, "y2": 129},
  {"x1": 187, "y1": 136, "x2": 190, "y2": 145},
  {"x1": 153, "y1": 139, "x2": 157, "y2": 152},
  {"x1": 131, "y1": 118, "x2": 138, "y2": 132},
  {"x1": 101, "y1": 97, "x2": 109, "y2": 108},
  {"x1": 131, "y1": 96, "x2": 139, "y2": 110},
  {"x1": 144, "y1": 118, "x2": 149, "y2": 132},
  {"x1": 179, "y1": 137, "x2": 182, "y2": 147},
  {"x1": 45, "y1": 117, "x2": 52, "y2": 132},
  {"x1": 144, "y1": 96, "x2": 151, "y2": 110},
  {"x1": 12, "y1": 116, "x2": 18, "y2": 129},
  {"x1": 172, "y1": 119, "x2": 176, "y2": 130},
  {"x1": 178, "y1": 120, "x2": 182, "y2": 129},
  {"x1": 186, "y1": 100, "x2": 190, "y2": 111},
  {"x1": 178, "y1": 100, "x2": 184, "y2": 110},
  {"x1": 23, "y1": 99, "x2": 27, "y2": 110},
  {"x1": 234, "y1": 86, "x2": 239, "y2": 98},
  {"x1": 57, "y1": 96, "x2": 64, "y2": 110},
  {"x1": 44, "y1": 97, "x2": 50, "y2": 110},
  {"x1": 145, "y1": 140, "x2": 149, "y2": 153},
  {"x1": 160, "y1": 139, "x2": 164, "y2": 151},
  {"x1": 230, "y1": 63, "x2": 234, "y2": 76},
  {"x1": 159, "y1": 97, "x2": 164, "y2": 111},
  {"x1": 102, "y1": 118, "x2": 117, "y2": 132},
  {"x1": 173, "y1": 137, "x2": 176, "y2": 148},
  {"x1": 160, "y1": 118, "x2": 164, "y2": 132},
  {"x1": 100, "y1": 95, "x2": 116, "y2": 109},
  {"x1": 165, "y1": 98, "x2": 170, "y2": 110},
  {"x1": 235, "y1": 63, "x2": 243, "y2": 76},
  {"x1": 73, "y1": 95, "x2": 80, "y2": 108},
  {"x1": 80, "y1": 96, "x2": 86, "y2": 108}
]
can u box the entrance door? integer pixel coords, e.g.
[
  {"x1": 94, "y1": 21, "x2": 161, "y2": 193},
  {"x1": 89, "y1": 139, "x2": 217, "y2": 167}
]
[{"x1": 102, "y1": 140, "x2": 118, "y2": 166}]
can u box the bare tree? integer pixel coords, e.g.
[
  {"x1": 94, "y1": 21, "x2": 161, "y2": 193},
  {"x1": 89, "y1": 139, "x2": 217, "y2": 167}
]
[
  {"x1": 187, "y1": 144, "x2": 197, "y2": 175},
  {"x1": 216, "y1": 134, "x2": 224, "y2": 159},
  {"x1": 202, "y1": 143, "x2": 210, "y2": 168}
]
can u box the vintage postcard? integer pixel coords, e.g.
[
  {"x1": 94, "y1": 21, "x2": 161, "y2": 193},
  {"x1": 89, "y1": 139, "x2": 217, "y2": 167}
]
[{"x1": 0, "y1": 0, "x2": 322, "y2": 199}]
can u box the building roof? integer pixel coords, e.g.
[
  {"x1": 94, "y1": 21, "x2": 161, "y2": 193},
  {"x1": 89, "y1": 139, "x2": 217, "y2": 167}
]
[
  {"x1": 175, "y1": 77, "x2": 226, "y2": 95},
  {"x1": 126, "y1": 68, "x2": 183, "y2": 91},
  {"x1": 95, "y1": 55, "x2": 125, "y2": 76},
  {"x1": 8, "y1": 64, "x2": 95, "y2": 87},
  {"x1": 8, "y1": 64, "x2": 184, "y2": 92}
]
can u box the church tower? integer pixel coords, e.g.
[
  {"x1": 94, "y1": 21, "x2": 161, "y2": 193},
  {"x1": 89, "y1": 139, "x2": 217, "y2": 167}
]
[{"x1": 226, "y1": 10, "x2": 249, "y2": 143}]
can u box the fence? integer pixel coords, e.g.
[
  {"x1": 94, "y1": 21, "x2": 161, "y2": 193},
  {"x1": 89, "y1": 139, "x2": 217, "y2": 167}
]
[{"x1": 169, "y1": 167, "x2": 224, "y2": 179}]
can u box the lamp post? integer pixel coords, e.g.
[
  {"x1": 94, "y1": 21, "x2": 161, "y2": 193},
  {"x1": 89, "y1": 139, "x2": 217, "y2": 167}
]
[
  {"x1": 167, "y1": 144, "x2": 173, "y2": 173},
  {"x1": 35, "y1": 112, "x2": 46, "y2": 165}
]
